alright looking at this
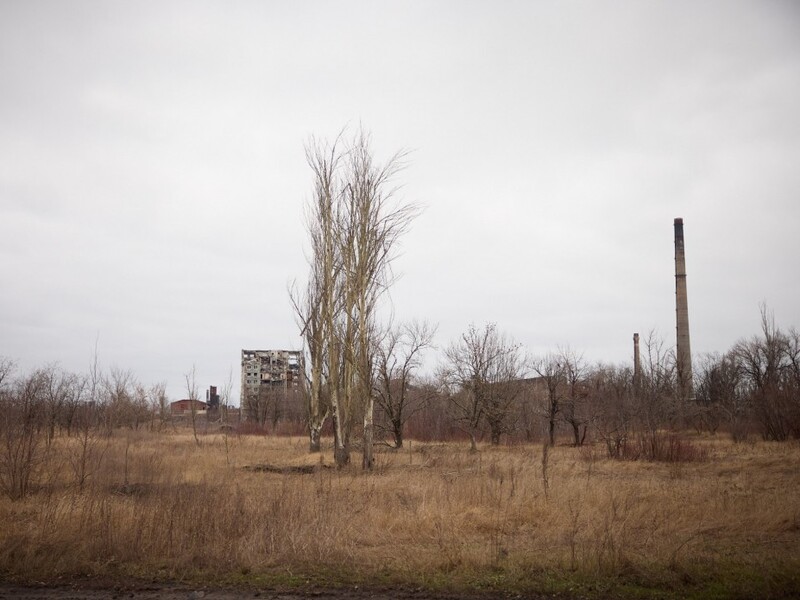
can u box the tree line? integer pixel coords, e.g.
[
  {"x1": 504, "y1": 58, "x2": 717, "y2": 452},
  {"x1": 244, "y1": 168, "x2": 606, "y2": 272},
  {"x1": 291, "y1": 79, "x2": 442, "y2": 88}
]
[
  {"x1": 2, "y1": 305, "x2": 796, "y2": 498},
  {"x1": 0, "y1": 355, "x2": 174, "y2": 499},
  {"x1": 286, "y1": 128, "x2": 799, "y2": 465},
  {"x1": 292, "y1": 309, "x2": 800, "y2": 461}
]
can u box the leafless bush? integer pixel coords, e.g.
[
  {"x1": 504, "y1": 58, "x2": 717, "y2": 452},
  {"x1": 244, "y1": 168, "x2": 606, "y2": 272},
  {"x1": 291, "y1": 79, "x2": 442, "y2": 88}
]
[
  {"x1": 588, "y1": 364, "x2": 636, "y2": 459},
  {"x1": 601, "y1": 431, "x2": 709, "y2": 463},
  {"x1": 0, "y1": 369, "x2": 47, "y2": 500},
  {"x1": 730, "y1": 306, "x2": 800, "y2": 441},
  {"x1": 100, "y1": 367, "x2": 152, "y2": 432},
  {"x1": 636, "y1": 431, "x2": 710, "y2": 462},
  {"x1": 67, "y1": 402, "x2": 108, "y2": 490}
]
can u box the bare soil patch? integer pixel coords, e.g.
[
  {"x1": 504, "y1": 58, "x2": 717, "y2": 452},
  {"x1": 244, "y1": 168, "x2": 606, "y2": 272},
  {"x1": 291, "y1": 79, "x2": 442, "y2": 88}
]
[{"x1": 0, "y1": 583, "x2": 559, "y2": 600}]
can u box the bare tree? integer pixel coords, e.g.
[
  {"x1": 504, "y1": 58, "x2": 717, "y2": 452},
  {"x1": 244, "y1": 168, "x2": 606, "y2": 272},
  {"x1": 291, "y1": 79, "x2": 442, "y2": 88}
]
[
  {"x1": 40, "y1": 365, "x2": 82, "y2": 446},
  {"x1": 69, "y1": 356, "x2": 107, "y2": 491},
  {"x1": 589, "y1": 363, "x2": 636, "y2": 458},
  {"x1": 101, "y1": 367, "x2": 140, "y2": 433},
  {"x1": 443, "y1": 323, "x2": 526, "y2": 450},
  {"x1": 638, "y1": 330, "x2": 677, "y2": 432},
  {"x1": 559, "y1": 347, "x2": 590, "y2": 446},
  {"x1": 731, "y1": 305, "x2": 799, "y2": 441},
  {"x1": 695, "y1": 352, "x2": 748, "y2": 439},
  {"x1": 373, "y1": 320, "x2": 437, "y2": 448},
  {"x1": 185, "y1": 365, "x2": 200, "y2": 446},
  {"x1": 219, "y1": 367, "x2": 234, "y2": 425},
  {"x1": 130, "y1": 382, "x2": 150, "y2": 430},
  {"x1": 0, "y1": 357, "x2": 15, "y2": 389},
  {"x1": 290, "y1": 133, "x2": 341, "y2": 453},
  {"x1": 147, "y1": 381, "x2": 169, "y2": 432},
  {"x1": 0, "y1": 368, "x2": 46, "y2": 499},
  {"x1": 294, "y1": 128, "x2": 417, "y2": 468},
  {"x1": 291, "y1": 273, "x2": 329, "y2": 451},
  {"x1": 787, "y1": 327, "x2": 800, "y2": 438},
  {"x1": 531, "y1": 353, "x2": 565, "y2": 447},
  {"x1": 341, "y1": 129, "x2": 416, "y2": 470}
]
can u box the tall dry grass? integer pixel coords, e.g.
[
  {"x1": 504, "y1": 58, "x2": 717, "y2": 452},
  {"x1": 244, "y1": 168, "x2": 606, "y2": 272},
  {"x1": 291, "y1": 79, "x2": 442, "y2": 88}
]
[{"x1": 1, "y1": 430, "x2": 798, "y2": 596}]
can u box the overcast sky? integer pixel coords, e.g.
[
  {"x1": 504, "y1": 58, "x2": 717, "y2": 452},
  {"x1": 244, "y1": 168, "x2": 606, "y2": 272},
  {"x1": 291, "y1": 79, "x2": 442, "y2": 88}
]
[{"x1": 2, "y1": 1, "x2": 799, "y2": 403}]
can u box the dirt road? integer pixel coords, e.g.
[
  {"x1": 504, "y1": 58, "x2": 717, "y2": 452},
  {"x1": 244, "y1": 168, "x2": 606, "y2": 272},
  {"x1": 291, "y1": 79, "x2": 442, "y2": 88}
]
[{"x1": 0, "y1": 584, "x2": 555, "y2": 600}]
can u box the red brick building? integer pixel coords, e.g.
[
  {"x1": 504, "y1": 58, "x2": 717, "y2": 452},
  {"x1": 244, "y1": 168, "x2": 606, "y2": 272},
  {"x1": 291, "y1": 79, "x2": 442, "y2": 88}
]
[{"x1": 170, "y1": 399, "x2": 208, "y2": 415}]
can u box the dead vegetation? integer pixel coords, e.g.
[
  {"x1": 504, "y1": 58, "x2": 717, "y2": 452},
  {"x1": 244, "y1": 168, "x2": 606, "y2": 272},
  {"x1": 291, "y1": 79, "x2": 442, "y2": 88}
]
[{"x1": 0, "y1": 431, "x2": 798, "y2": 598}]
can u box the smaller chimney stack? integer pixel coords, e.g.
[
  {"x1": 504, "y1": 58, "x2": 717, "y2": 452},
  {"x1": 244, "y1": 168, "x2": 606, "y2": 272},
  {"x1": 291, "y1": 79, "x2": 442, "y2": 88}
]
[{"x1": 633, "y1": 332, "x2": 641, "y2": 389}]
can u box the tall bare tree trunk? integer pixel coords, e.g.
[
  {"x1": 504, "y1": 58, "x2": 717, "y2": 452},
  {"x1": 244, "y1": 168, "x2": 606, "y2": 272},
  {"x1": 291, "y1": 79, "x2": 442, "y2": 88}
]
[
  {"x1": 296, "y1": 127, "x2": 416, "y2": 469},
  {"x1": 308, "y1": 359, "x2": 324, "y2": 452},
  {"x1": 362, "y1": 394, "x2": 374, "y2": 469}
]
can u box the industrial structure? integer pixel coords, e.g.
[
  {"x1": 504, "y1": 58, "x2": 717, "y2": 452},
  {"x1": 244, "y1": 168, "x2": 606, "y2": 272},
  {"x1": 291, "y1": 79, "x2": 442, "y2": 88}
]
[
  {"x1": 633, "y1": 332, "x2": 641, "y2": 390},
  {"x1": 206, "y1": 385, "x2": 220, "y2": 412},
  {"x1": 674, "y1": 217, "x2": 693, "y2": 402}
]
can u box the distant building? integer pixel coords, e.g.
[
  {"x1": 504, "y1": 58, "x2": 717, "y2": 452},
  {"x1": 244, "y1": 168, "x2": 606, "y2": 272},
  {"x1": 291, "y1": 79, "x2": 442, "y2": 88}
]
[
  {"x1": 241, "y1": 349, "x2": 303, "y2": 396},
  {"x1": 240, "y1": 350, "x2": 304, "y2": 424},
  {"x1": 170, "y1": 399, "x2": 208, "y2": 415}
]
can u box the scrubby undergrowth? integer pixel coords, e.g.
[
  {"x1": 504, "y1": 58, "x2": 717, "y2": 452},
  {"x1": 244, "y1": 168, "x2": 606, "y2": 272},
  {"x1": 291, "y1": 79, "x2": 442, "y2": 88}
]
[{"x1": 1, "y1": 431, "x2": 799, "y2": 599}]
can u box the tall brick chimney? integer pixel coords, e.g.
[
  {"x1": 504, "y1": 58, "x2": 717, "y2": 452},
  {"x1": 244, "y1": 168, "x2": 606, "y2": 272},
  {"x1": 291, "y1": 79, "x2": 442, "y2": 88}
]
[
  {"x1": 633, "y1": 332, "x2": 641, "y2": 390},
  {"x1": 674, "y1": 217, "x2": 693, "y2": 401}
]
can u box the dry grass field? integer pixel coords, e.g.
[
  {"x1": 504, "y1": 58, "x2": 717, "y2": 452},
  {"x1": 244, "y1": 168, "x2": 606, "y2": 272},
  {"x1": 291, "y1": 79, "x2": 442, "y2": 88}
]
[{"x1": 1, "y1": 431, "x2": 799, "y2": 599}]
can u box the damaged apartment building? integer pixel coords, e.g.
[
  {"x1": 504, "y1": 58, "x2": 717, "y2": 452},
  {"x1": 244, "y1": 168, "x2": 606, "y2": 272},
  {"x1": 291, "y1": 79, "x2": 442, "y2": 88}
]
[{"x1": 240, "y1": 349, "x2": 304, "y2": 427}]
